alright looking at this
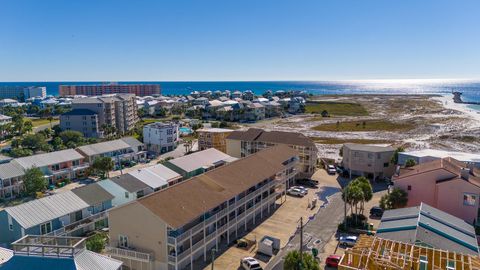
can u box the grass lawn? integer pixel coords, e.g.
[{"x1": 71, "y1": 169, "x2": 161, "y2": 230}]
[
  {"x1": 25, "y1": 118, "x2": 59, "y2": 127},
  {"x1": 305, "y1": 101, "x2": 368, "y2": 116},
  {"x1": 310, "y1": 137, "x2": 395, "y2": 145},
  {"x1": 312, "y1": 119, "x2": 415, "y2": 132}
]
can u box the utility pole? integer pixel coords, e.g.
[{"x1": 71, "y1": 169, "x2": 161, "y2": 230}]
[
  {"x1": 211, "y1": 249, "x2": 217, "y2": 270},
  {"x1": 299, "y1": 217, "x2": 303, "y2": 264}
]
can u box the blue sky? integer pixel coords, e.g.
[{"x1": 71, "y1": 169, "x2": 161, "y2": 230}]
[{"x1": 1, "y1": 0, "x2": 479, "y2": 81}]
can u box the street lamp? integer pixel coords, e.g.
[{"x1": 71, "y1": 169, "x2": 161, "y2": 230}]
[{"x1": 211, "y1": 248, "x2": 217, "y2": 270}]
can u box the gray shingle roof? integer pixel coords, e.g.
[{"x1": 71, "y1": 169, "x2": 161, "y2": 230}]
[
  {"x1": 71, "y1": 183, "x2": 114, "y2": 206},
  {"x1": 13, "y1": 149, "x2": 84, "y2": 169}
]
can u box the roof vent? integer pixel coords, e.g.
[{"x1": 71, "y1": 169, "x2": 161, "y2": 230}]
[{"x1": 460, "y1": 167, "x2": 471, "y2": 181}]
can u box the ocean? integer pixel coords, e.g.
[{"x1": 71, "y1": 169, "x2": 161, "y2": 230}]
[{"x1": 1, "y1": 80, "x2": 480, "y2": 110}]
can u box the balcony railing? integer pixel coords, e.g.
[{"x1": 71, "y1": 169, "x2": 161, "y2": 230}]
[
  {"x1": 105, "y1": 246, "x2": 154, "y2": 262},
  {"x1": 177, "y1": 247, "x2": 191, "y2": 262},
  {"x1": 46, "y1": 211, "x2": 108, "y2": 237}
]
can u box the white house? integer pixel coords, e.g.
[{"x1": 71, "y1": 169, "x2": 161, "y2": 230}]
[{"x1": 143, "y1": 122, "x2": 180, "y2": 154}]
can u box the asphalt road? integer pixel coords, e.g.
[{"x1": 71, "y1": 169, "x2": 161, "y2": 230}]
[{"x1": 265, "y1": 192, "x2": 345, "y2": 270}]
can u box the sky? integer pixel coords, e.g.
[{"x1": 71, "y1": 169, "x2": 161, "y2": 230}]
[{"x1": 1, "y1": 0, "x2": 479, "y2": 81}]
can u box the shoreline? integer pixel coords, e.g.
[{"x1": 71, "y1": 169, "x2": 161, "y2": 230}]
[{"x1": 432, "y1": 95, "x2": 480, "y2": 126}]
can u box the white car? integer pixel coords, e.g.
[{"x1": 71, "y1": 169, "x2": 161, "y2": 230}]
[
  {"x1": 241, "y1": 257, "x2": 263, "y2": 270},
  {"x1": 294, "y1": 185, "x2": 308, "y2": 194},
  {"x1": 339, "y1": 235, "x2": 358, "y2": 247},
  {"x1": 287, "y1": 188, "x2": 305, "y2": 197},
  {"x1": 327, "y1": 164, "x2": 337, "y2": 175}
]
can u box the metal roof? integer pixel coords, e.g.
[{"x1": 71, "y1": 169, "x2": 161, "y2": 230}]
[
  {"x1": 0, "y1": 162, "x2": 25, "y2": 180},
  {"x1": 5, "y1": 191, "x2": 89, "y2": 229},
  {"x1": 166, "y1": 148, "x2": 236, "y2": 173},
  {"x1": 76, "y1": 137, "x2": 141, "y2": 156},
  {"x1": 128, "y1": 164, "x2": 181, "y2": 189},
  {"x1": 0, "y1": 247, "x2": 13, "y2": 265},
  {"x1": 13, "y1": 149, "x2": 84, "y2": 169},
  {"x1": 74, "y1": 250, "x2": 122, "y2": 270},
  {"x1": 377, "y1": 203, "x2": 479, "y2": 255},
  {"x1": 110, "y1": 174, "x2": 149, "y2": 193}
]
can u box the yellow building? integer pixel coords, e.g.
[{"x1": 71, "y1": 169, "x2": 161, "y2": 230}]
[
  {"x1": 196, "y1": 128, "x2": 233, "y2": 153},
  {"x1": 339, "y1": 235, "x2": 480, "y2": 270}
]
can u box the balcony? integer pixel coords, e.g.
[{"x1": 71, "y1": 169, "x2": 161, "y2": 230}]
[
  {"x1": 177, "y1": 247, "x2": 191, "y2": 262},
  {"x1": 46, "y1": 211, "x2": 108, "y2": 237},
  {"x1": 106, "y1": 246, "x2": 154, "y2": 263},
  {"x1": 191, "y1": 239, "x2": 204, "y2": 252}
]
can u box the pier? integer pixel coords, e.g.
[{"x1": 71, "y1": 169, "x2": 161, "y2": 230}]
[{"x1": 452, "y1": 92, "x2": 480, "y2": 105}]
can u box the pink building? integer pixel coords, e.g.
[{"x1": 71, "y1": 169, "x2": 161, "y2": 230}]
[{"x1": 393, "y1": 158, "x2": 480, "y2": 224}]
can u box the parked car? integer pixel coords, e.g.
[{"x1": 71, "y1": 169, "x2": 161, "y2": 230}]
[
  {"x1": 240, "y1": 257, "x2": 263, "y2": 270},
  {"x1": 325, "y1": 254, "x2": 342, "y2": 267},
  {"x1": 370, "y1": 206, "x2": 384, "y2": 217},
  {"x1": 297, "y1": 179, "x2": 318, "y2": 188},
  {"x1": 294, "y1": 186, "x2": 308, "y2": 194},
  {"x1": 339, "y1": 235, "x2": 358, "y2": 247},
  {"x1": 327, "y1": 164, "x2": 336, "y2": 175},
  {"x1": 287, "y1": 188, "x2": 305, "y2": 197}
]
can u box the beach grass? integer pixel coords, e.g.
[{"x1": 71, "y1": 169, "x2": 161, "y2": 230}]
[
  {"x1": 25, "y1": 118, "x2": 59, "y2": 127},
  {"x1": 312, "y1": 119, "x2": 415, "y2": 132},
  {"x1": 310, "y1": 137, "x2": 395, "y2": 145},
  {"x1": 305, "y1": 101, "x2": 368, "y2": 116}
]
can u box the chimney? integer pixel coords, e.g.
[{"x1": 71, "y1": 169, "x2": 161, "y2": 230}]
[{"x1": 460, "y1": 167, "x2": 471, "y2": 180}]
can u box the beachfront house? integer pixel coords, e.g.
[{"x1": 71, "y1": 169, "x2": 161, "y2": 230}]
[
  {"x1": 196, "y1": 128, "x2": 233, "y2": 153},
  {"x1": 105, "y1": 146, "x2": 298, "y2": 270},
  {"x1": 163, "y1": 148, "x2": 237, "y2": 179},
  {"x1": 0, "y1": 183, "x2": 114, "y2": 246},
  {"x1": 143, "y1": 122, "x2": 180, "y2": 155}
]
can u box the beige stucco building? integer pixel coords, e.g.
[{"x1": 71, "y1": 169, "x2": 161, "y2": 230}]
[
  {"x1": 196, "y1": 128, "x2": 233, "y2": 153},
  {"x1": 342, "y1": 143, "x2": 395, "y2": 180},
  {"x1": 106, "y1": 145, "x2": 298, "y2": 270},
  {"x1": 226, "y1": 128, "x2": 318, "y2": 181}
]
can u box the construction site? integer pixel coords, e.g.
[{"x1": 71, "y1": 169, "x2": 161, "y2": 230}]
[{"x1": 338, "y1": 235, "x2": 480, "y2": 270}]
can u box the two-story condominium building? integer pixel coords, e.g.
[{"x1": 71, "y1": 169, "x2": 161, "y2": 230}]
[
  {"x1": 0, "y1": 162, "x2": 26, "y2": 199},
  {"x1": 196, "y1": 128, "x2": 233, "y2": 153},
  {"x1": 163, "y1": 148, "x2": 237, "y2": 179},
  {"x1": 76, "y1": 137, "x2": 146, "y2": 168},
  {"x1": 0, "y1": 183, "x2": 114, "y2": 246},
  {"x1": 393, "y1": 158, "x2": 480, "y2": 225},
  {"x1": 13, "y1": 149, "x2": 89, "y2": 186},
  {"x1": 106, "y1": 145, "x2": 299, "y2": 270},
  {"x1": 127, "y1": 164, "x2": 183, "y2": 191},
  {"x1": 342, "y1": 143, "x2": 395, "y2": 180},
  {"x1": 226, "y1": 128, "x2": 318, "y2": 181},
  {"x1": 143, "y1": 122, "x2": 180, "y2": 154}
]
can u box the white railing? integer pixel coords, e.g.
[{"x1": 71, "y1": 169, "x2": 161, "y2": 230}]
[
  {"x1": 191, "y1": 239, "x2": 204, "y2": 252},
  {"x1": 176, "y1": 230, "x2": 191, "y2": 243},
  {"x1": 46, "y1": 211, "x2": 107, "y2": 237},
  {"x1": 105, "y1": 246, "x2": 153, "y2": 262},
  {"x1": 168, "y1": 255, "x2": 176, "y2": 264},
  {"x1": 168, "y1": 236, "x2": 175, "y2": 245},
  {"x1": 177, "y1": 247, "x2": 191, "y2": 262}
]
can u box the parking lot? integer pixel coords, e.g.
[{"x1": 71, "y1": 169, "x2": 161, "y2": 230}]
[{"x1": 202, "y1": 169, "x2": 340, "y2": 270}]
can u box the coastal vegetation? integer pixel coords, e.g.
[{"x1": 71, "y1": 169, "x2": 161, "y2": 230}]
[
  {"x1": 312, "y1": 119, "x2": 415, "y2": 132},
  {"x1": 310, "y1": 137, "x2": 394, "y2": 145},
  {"x1": 23, "y1": 167, "x2": 47, "y2": 196},
  {"x1": 305, "y1": 101, "x2": 368, "y2": 116},
  {"x1": 284, "y1": 250, "x2": 319, "y2": 270},
  {"x1": 380, "y1": 188, "x2": 408, "y2": 210}
]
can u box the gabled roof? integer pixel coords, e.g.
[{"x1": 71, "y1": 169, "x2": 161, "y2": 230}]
[
  {"x1": 128, "y1": 164, "x2": 181, "y2": 189},
  {"x1": 5, "y1": 191, "x2": 90, "y2": 229},
  {"x1": 13, "y1": 149, "x2": 84, "y2": 169},
  {"x1": 166, "y1": 148, "x2": 236, "y2": 173},
  {"x1": 71, "y1": 183, "x2": 114, "y2": 206},
  {"x1": 110, "y1": 174, "x2": 149, "y2": 193},
  {"x1": 137, "y1": 145, "x2": 298, "y2": 228},
  {"x1": 227, "y1": 128, "x2": 316, "y2": 148},
  {"x1": 76, "y1": 137, "x2": 142, "y2": 156},
  {"x1": 377, "y1": 203, "x2": 479, "y2": 255}
]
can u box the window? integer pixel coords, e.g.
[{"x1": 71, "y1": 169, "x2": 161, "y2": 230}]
[
  {"x1": 40, "y1": 222, "x2": 52, "y2": 235},
  {"x1": 419, "y1": 256, "x2": 428, "y2": 270},
  {"x1": 8, "y1": 215, "x2": 13, "y2": 231},
  {"x1": 447, "y1": 261, "x2": 455, "y2": 270},
  {"x1": 119, "y1": 235, "x2": 129, "y2": 248},
  {"x1": 384, "y1": 163, "x2": 389, "y2": 168},
  {"x1": 463, "y1": 193, "x2": 477, "y2": 206},
  {"x1": 407, "y1": 185, "x2": 411, "y2": 191},
  {"x1": 377, "y1": 153, "x2": 381, "y2": 159},
  {"x1": 125, "y1": 192, "x2": 129, "y2": 199}
]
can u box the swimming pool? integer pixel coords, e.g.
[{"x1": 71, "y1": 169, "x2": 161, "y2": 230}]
[{"x1": 179, "y1": 127, "x2": 193, "y2": 134}]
